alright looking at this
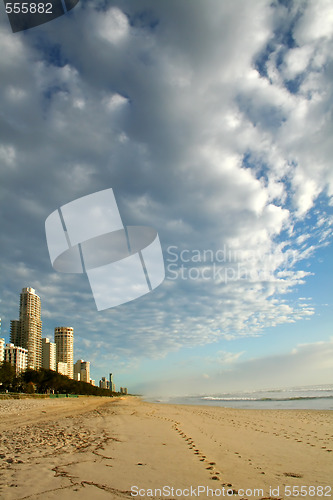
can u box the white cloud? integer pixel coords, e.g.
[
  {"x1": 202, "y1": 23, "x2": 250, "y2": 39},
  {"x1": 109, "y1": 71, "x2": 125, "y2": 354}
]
[
  {"x1": 282, "y1": 46, "x2": 313, "y2": 79},
  {"x1": 293, "y1": 0, "x2": 333, "y2": 44},
  {"x1": 0, "y1": 144, "x2": 16, "y2": 167},
  {"x1": 216, "y1": 350, "x2": 245, "y2": 365},
  {"x1": 97, "y1": 7, "x2": 130, "y2": 44}
]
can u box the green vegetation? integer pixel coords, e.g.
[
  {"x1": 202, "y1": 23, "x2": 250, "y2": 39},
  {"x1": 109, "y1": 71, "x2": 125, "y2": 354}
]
[{"x1": 0, "y1": 362, "x2": 115, "y2": 397}]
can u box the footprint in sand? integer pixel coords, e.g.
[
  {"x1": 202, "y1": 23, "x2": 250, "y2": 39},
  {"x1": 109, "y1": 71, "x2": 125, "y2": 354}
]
[{"x1": 283, "y1": 472, "x2": 303, "y2": 478}]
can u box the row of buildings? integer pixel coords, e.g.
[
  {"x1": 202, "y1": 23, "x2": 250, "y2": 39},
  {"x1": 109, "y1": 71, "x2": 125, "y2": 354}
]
[
  {"x1": 0, "y1": 287, "x2": 93, "y2": 383},
  {"x1": 0, "y1": 287, "x2": 127, "y2": 393}
]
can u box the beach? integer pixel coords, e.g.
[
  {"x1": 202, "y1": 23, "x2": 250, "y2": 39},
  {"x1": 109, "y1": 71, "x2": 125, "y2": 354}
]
[{"x1": 0, "y1": 396, "x2": 332, "y2": 499}]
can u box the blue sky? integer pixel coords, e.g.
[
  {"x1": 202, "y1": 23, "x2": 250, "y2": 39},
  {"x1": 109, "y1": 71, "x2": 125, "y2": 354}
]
[{"x1": 0, "y1": 0, "x2": 332, "y2": 396}]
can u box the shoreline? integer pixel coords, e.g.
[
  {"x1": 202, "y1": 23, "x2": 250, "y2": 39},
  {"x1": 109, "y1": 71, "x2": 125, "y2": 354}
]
[
  {"x1": 1, "y1": 396, "x2": 332, "y2": 499},
  {"x1": 147, "y1": 398, "x2": 333, "y2": 412}
]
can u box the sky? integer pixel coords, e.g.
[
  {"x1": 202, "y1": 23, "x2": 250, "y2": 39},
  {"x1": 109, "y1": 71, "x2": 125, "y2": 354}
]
[{"x1": 0, "y1": 0, "x2": 333, "y2": 396}]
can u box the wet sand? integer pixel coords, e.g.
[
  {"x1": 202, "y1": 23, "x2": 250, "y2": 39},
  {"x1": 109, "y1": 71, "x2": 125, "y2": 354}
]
[{"x1": 0, "y1": 396, "x2": 332, "y2": 499}]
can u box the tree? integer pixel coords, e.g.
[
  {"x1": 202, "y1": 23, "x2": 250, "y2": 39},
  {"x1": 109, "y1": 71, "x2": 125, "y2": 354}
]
[
  {"x1": 26, "y1": 381, "x2": 35, "y2": 394},
  {"x1": 0, "y1": 362, "x2": 17, "y2": 391}
]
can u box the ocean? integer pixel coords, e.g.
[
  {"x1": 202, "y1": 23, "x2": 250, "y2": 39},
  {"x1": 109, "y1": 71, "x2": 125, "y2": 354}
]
[{"x1": 147, "y1": 384, "x2": 333, "y2": 410}]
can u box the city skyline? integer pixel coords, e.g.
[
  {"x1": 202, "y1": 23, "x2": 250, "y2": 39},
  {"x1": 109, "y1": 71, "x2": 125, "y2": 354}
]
[
  {"x1": 1, "y1": 286, "x2": 124, "y2": 391},
  {"x1": 0, "y1": 0, "x2": 333, "y2": 396}
]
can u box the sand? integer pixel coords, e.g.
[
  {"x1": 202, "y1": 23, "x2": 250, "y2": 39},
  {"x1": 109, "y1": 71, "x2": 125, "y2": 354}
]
[{"x1": 0, "y1": 396, "x2": 332, "y2": 499}]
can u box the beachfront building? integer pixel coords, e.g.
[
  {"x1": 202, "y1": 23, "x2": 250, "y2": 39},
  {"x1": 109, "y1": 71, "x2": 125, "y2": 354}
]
[
  {"x1": 99, "y1": 377, "x2": 110, "y2": 389},
  {"x1": 10, "y1": 320, "x2": 20, "y2": 346},
  {"x1": 10, "y1": 287, "x2": 42, "y2": 370},
  {"x1": 42, "y1": 337, "x2": 56, "y2": 371},
  {"x1": 0, "y1": 337, "x2": 5, "y2": 363},
  {"x1": 120, "y1": 387, "x2": 128, "y2": 395},
  {"x1": 0, "y1": 317, "x2": 3, "y2": 363},
  {"x1": 74, "y1": 359, "x2": 90, "y2": 383},
  {"x1": 4, "y1": 343, "x2": 28, "y2": 374},
  {"x1": 109, "y1": 373, "x2": 115, "y2": 392},
  {"x1": 54, "y1": 327, "x2": 74, "y2": 379},
  {"x1": 90, "y1": 379, "x2": 95, "y2": 386},
  {"x1": 57, "y1": 361, "x2": 69, "y2": 377}
]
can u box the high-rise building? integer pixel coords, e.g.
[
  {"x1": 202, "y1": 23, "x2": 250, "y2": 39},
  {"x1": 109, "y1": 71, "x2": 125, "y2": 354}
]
[
  {"x1": 81, "y1": 360, "x2": 90, "y2": 383},
  {"x1": 99, "y1": 377, "x2": 110, "y2": 389},
  {"x1": 4, "y1": 343, "x2": 28, "y2": 374},
  {"x1": 0, "y1": 317, "x2": 3, "y2": 363},
  {"x1": 54, "y1": 327, "x2": 74, "y2": 379},
  {"x1": 109, "y1": 373, "x2": 115, "y2": 392},
  {"x1": 74, "y1": 359, "x2": 90, "y2": 383},
  {"x1": 10, "y1": 287, "x2": 42, "y2": 370},
  {"x1": 10, "y1": 320, "x2": 20, "y2": 345},
  {"x1": 42, "y1": 337, "x2": 56, "y2": 371},
  {"x1": 56, "y1": 361, "x2": 69, "y2": 377},
  {"x1": 0, "y1": 337, "x2": 5, "y2": 363}
]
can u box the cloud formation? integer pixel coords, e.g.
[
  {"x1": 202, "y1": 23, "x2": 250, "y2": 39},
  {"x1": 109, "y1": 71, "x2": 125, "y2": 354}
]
[{"x1": 0, "y1": 1, "x2": 332, "y2": 385}]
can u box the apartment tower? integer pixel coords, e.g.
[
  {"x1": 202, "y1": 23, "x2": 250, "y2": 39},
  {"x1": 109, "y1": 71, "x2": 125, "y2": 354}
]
[
  {"x1": 109, "y1": 373, "x2": 115, "y2": 392},
  {"x1": 54, "y1": 327, "x2": 74, "y2": 379},
  {"x1": 74, "y1": 359, "x2": 90, "y2": 383},
  {"x1": 42, "y1": 337, "x2": 56, "y2": 371},
  {"x1": 10, "y1": 287, "x2": 42, "y2": 370},
  {"x1": 4, "y1": 343, "x2": 28, "y2": 374}
]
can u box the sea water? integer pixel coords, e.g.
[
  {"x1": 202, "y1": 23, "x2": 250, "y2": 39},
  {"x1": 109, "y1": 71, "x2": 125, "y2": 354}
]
[{"x1": 147, "y1": 384, "x2": 333, "y2": 410}]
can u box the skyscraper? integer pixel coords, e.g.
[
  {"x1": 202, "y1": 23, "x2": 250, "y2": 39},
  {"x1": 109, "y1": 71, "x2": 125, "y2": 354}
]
[
  {"x1": 54, "y1": 327, "x2": 74, "y2": 379},
  {"x1": 99, "y1": 377, "x2": 109, "y2": 389},
  {"x1": 109, "y1": 373, "x2": 115, "y2": 392},
  {"x1": 42, "y1": 337, "x2": 56, "y2": 371},
  {"x1": 10, "y1": 287, "x2": 42, "y2": 370}
]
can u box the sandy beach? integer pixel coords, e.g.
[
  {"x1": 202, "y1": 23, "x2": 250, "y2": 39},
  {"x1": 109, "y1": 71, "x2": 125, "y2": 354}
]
[{"x1": 0, "y1": 396, "x2": 332, "y2": 500}]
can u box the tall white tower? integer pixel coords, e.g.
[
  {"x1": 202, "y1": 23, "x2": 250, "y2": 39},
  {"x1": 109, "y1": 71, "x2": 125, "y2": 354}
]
[
  {"x1": 10, "y1": 287, "x2": 42, "y2": 370},
  {"x1": 54, "y1": 327, "x2": 74, "y2": 379}
]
